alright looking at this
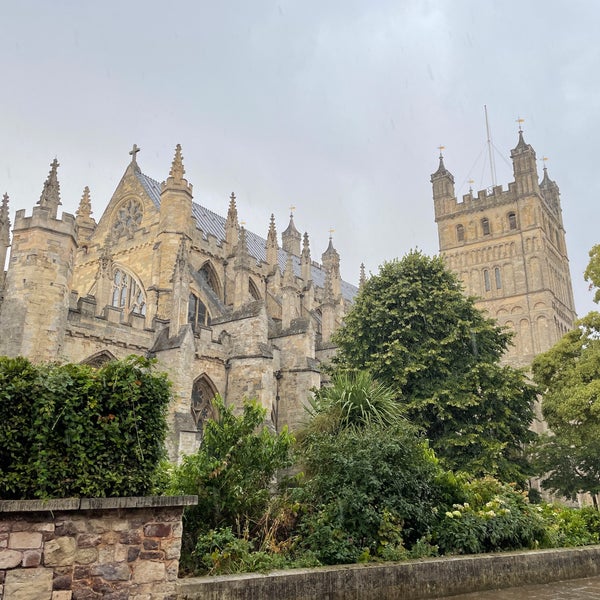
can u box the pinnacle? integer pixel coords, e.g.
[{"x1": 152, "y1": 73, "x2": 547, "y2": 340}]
[
  {"x1": 37, "y1": 158, "x2": 62, "y2": 218},
  {"x1": 76, "y1": 186, "x2": 92, "y2": 219},
  {"x1": 169, "y1": 144, "x2": 185, "y2": 181}
]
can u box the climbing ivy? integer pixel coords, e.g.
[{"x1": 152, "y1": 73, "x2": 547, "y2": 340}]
[{"x1": 0, "y1": 355, "x2": 170, "y2": 499}]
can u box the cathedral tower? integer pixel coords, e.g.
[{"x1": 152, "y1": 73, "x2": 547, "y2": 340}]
[
  {"x1": 0, "y1": 160, "x2": 77, "y2": 361},
  {"x1": 432, "y1": 130, "x2": 576, "y2": 368}
]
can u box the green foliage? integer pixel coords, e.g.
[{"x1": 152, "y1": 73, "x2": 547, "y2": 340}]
[
  {"x1": 192, "y1": 526, "x2": 320, "y2": 575},
  {"x1": 0, "y1": 355, "x2": 170, "y2": 499},
  {"x1": 433, "y1": 478, "x2": 547, "y2": 554},
  {"x1": 304, "y1": 370, "x2": 404, "y2": 435},
  {"x1": 332, "y1": 250, "x2": 536, "y2": 482},
  {"x1": 584, "y1": 244, "x2": 600, "y2": 304},
  {"x1": 539, "y1": 504, "x2": 600, "y2": 547},
  {"x1": 298, "y1": 421, "x2": 448, "y2": 564},
  {"x1": 168, "y1": 396, "x2": 294, "y2": 574},
  {"x1": 532, "y1": 312, "x2": 600, "y2": 500}
]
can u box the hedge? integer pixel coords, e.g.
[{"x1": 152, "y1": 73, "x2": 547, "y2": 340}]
[{"x1": 0, "y1": 355, "x2": 170, "y2": 499}]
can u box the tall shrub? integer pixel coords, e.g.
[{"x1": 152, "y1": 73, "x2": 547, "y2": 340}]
[{"x1": 0, "y1": 355, "x2": 170, "y2": 499}]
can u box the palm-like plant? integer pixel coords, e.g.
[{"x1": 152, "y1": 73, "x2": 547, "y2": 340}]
[{"x1": 305, "y1": 370, "x2": 404, "y2": 434}]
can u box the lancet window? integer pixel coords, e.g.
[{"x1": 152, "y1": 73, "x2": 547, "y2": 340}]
[
  {"x1": 188, "y1": 293, "x2": 210, "y2": 330},
  {"x1": 456, "y1": 224, "x2": 465, "y2": 242},
  {"x1": 481, "y1": 217, "x2": 491, "y2": 236},
  {"x1": 508, "y1": 212, "x2": 517, "y2": 230}
]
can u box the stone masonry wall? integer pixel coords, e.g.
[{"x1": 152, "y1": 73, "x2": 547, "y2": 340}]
[{"x1": 0, "y1": 496, "x2": 196, "y2": 600}]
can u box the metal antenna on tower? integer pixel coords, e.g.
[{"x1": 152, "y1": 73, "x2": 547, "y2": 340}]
[{"x1": 484, "y1": 105, "x2": 497, "y2": 188}]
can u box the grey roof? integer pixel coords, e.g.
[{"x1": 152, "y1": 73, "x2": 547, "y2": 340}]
[{"x1": 136, "y1": 170, "x2": 358, "y2": 302}]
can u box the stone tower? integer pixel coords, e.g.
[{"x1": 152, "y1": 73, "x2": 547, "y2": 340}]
[
  {"x1": 0, "y1": 159, "x2": 78, "y2": 362},
  {"x1": 432, "y1": 130, "x2": 576, "y2": 368}
]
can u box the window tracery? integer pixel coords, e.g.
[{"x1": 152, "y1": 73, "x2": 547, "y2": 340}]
[
  {"x1": 191, "y1": 376, "x2": 217, "y2": 430},
  {"x1": 112, "y1": 198, "x2": 143, "y2": 239},
  {"x1": 111, "y1": 268, "x2": 146, "y2": 315},
  {"x1": 188, "y1": 293, "x2": 210, "y2": 330}
]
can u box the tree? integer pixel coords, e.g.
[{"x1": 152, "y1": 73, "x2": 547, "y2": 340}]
[
  {"x1": 532, "y1": 312, "x2": 600, "y2": 507},
  {"x1": 333, "y1": 250, "x2": 537, "y2": 482},
  {"x1": 584, "y1": 244, "x2": 600, "y2": 304}
]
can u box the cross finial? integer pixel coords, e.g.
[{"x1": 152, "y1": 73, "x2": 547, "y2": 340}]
[
  {"x1": 289, "y1": 205, "x2": 296, "y2": 217},
  {"x1": 516, "y1": 117, "x2": 525, "y2": 132},
  {"x1": 129, "y1": 144, "x2": 141, "y2": 163},
  {"x1": 437, "y1": 145, "x2": 445, "y2": 158},
  {"x1": 230, "y1": 192, "x2": 236, "y2": 202},
  {"x1": 468, "y1": 179, "x2": 474, "y2": 193},
  {"x1": 328, "y1": 227, "x2": 335, "y2": 239},
  {"x1": 240, "y1": 220, "x2": 246, "y2": 227}
]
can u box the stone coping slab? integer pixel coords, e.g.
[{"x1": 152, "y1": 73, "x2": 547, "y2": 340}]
[{"x1": 0, "y1": 495, "x2": 198, "y2": 513}]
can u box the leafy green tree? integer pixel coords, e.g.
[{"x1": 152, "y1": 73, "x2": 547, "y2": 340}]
[
  {"x1": 584, "y1": 244, "x2": 600, "y2": 303},
  {"x1": 532, "y1": 312, "x2": 600, "y2": 507},
  {"x1": 333, "y1": 250, "x2": 537, "y2": 482},
  {"x1": 168, "y1": 396, "x2": 294, "y2": 571}
]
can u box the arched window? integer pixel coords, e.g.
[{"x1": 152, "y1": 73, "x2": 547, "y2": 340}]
[
  {"x1": 456, "y1": 224, "x2": 465, "y2": 242},
  {"x1": 188, "y1": 294, "x2": 210, "y2": 330},
  {"x1": 199, "y1": 262, "x2": 221, "y2": 298},
  {"x1": 111, "y1": 268, "x2": 146, "y2": 315},
  {"x1": 481, "y1": 217, "x2": 490, "y2": 236},
  {"x1": 508, "y1": 212, "x2": 517, "y2": 230},
  {"x1": 249, "y1": 278, "x2": 261, "y2": 300},
  {"x1": 484, "y1": 269, "x2": 491, "y2": 292},
  {"x1": 494, "y1": 267, "x2": 502, "y2": 289},
  {"x1": 191, "y1": 375, "x2": 217, "y2": 430},
  {"x1": 81, "y1": 350, "x2": 116, "y2": 368}
]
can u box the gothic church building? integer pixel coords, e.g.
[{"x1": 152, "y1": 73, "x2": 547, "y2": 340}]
[{"x1": 0, "y1": 146, "x2": 356, "y2": 459}]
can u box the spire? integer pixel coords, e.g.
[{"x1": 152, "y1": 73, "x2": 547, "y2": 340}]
[
  {"x1": 359, "y1": 263, "x2": 366, "y2": 288},
  {"x1": 37, "y1": 158, "x2": 62, "y2": 219},
  {"x1": 76, "y1": 186, "x2": 92, "y2": 220},
  {"x1": 75, "y1": 186, "x2": 97, "y2": 241},
  {"x1": 321, "y1": 233, "x2": 339, "y2": 265},
  {"x1": 170, "y1": 144, "x2": 185, "y2": 180},
  {"x1": 301, "y1": 231, "x2": 312, "y2": 283},
  {"x1": 225, "y1": 192, "x2": 239, "y2": 249},
  {"x1": 282, "y1": 207, "x2": 301, "y2": 256},
  {"x1": 431, "y1": 146, "x2": 454, "y2": 181},
  {"x1": 235, "y1": 225, "x2": 249, "y2": 268},
  {"x1": 161, "y1": 144, "x2": 193, "y2": 194},
  {"x1": 266, "y1": 213, "x2": 278, "y2": 268},
  {"x1": 0, "y1": 193, "x2": 10, "y2": 247}
]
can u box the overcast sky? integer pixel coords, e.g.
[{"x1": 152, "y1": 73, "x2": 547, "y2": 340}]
[{"x1": 1, "y1": 1, "x2": 599, "y2": 316}]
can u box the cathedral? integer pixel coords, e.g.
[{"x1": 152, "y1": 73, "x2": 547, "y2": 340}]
[
  {"x1": 0, "y1": 129, "x2": 576, "y2": 460},
  {"x1": 0, "y1": 145, "x2": 357, "y2": 460},
  {"x1": 432, "y1": 129, "x2": 576, "y2": 369}
]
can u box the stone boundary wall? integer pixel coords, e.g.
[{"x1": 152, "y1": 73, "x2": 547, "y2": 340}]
[
  {"x1": 0, "y1": 495, "x2": 197, "y2": 600},
  {"x1": 177, "y1": 545, "x2": 600, "y2": 600}
]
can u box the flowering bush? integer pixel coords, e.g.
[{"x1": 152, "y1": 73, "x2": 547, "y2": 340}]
[{"x1": 433, "y1": 478, "x2": 546, "y2": 554}]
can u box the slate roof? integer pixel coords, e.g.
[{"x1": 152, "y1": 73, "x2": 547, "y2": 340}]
[{"x1": 135, "y1": 171, "x2": 358, "y2": 302}]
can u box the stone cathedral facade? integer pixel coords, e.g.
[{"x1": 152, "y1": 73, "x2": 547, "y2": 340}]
[
  {"x1": 432, "y1": 130, "x2": 576, "y2": 368},
  {"x1": 0, "y1": 145, "x2": 357, "y2": 460}
]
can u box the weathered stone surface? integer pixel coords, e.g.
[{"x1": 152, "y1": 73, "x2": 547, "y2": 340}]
[
  {"x1": 90, "y1": 561, "x2": 130, "y2": 581},
  {"x1": 4, "y1": 567, "x2": 53, "y2": 600},
  {"x1": 75, "y1": 547, "x2": 98, "y2": 565},
  {"x1": 0, "y1": 548, "x2": 22, "y2": 568},
  {"x1": 9, "y1": 531, "x2": 43, "y2": 549},
  {"x1": 143, "y1": 523, "x2": 171, "y2": 538},
  {"x1": 132, "y1": 560, "x2": 165, "y2": 583},
  {"x1": 51, "y1": 591, "x2": 73, "y2": 600},
  {"x1": 53, "y1": 573, "x2": 72, "y2": 590},
  {"x1": 44, "y1": 537, "x2": 77, "y2": 566},
  {"x1": 22, "y1": 549, "x2": 42, "y2": 567}
]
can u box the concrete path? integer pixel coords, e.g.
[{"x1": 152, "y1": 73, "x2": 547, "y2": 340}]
[{"x1": 434, "y1": 575, "x2": 600, "y2": 599}]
